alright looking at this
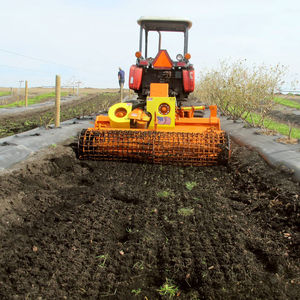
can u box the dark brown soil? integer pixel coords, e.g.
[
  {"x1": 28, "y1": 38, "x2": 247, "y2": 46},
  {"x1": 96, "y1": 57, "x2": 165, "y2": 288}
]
[{"x1": 0, "y1": 141, "x2": 299, "y2": 299}]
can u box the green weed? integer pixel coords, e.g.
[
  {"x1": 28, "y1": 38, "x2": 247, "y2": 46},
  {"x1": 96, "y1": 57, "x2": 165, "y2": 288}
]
[
  {"x1": 39, "y1": 114, "x2": 54, "y2": 128},
  {"x1": 185, "y1": 181, "x2": 197, "y2": 191},
  {"x1": 193, "y1": 197, "x2": 201, "y2": 201},
  {"x1": 157, "y1": 279, "x2": 179, "y2": 298},
  {"x1": 126, "y1": 227, "x2": 132, "y2": 233},
  {"x1": 24, "y1": 120, "x2": 34, "y2": 126},
  {"x1": 131, "y1": 288, "x2": 141, "y2": 295},
  {"x1": 96, "y1": 254, "x2": 109, "y2": 268},
  {"x1": 178, "y1": 207, "x2": 194, "y2": 217},
  {"x1": 156, "y1": 190, "x2": 175, "y2": 198}
]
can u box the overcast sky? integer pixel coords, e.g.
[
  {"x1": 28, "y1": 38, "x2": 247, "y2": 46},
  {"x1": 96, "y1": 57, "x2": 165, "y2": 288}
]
[{"x1": 0, "y1": 0, "x2": 299, "y2": 89}]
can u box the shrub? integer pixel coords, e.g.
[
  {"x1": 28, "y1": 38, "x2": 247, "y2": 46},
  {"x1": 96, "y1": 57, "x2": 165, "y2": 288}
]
[{"x1": 194, "y1": 59, "x2": 286, "y2": 128}]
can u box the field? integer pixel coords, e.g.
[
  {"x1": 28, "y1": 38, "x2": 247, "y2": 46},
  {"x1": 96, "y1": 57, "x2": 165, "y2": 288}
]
[
  {"x1": 0, "y1": 87, "x2": 119, "y2": 106},
  {"x1": 0, "y1": 91, "x2": 121, "y2": 138},
  {"x1": 0, "y1": 141, "x2": 299, "y2": 299},
  {"x1": 0, "y1": 92, "x2": 299, "y2": 299}
]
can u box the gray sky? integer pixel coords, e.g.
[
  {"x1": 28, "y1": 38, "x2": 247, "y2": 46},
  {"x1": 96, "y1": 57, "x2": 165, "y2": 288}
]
[{"x1": 0, "y1": 0, "x2": 299, "y2": 89}]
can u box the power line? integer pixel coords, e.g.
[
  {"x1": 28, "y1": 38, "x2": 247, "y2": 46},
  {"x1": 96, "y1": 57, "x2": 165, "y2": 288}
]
[
  {"x1": 0, "y1": 64, "x2": 86, "y2": 88},
  {"x1": 0, "y1": 47, "x2": 101, "y2": 76},
  {"x1": 0, "y1": 63, "x2": 53, "y2": 74},
  {"x1": 0, "y1": 48, "x2": 78, "y2": 71}
]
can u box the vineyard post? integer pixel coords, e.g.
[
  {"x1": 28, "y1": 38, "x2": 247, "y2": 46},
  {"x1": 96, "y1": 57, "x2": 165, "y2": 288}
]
[
  {"x1": 25, "y1": 80, "x2": 28, "y2": 107},
  {"x1": 55, "y1": 75, "x2": 61, "y2": 127}
]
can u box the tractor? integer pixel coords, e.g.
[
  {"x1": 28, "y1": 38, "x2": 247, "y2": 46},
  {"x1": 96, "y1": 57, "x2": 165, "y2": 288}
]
[{"x1": 78, "y1": 17, "x2": 230, "y2": 166}]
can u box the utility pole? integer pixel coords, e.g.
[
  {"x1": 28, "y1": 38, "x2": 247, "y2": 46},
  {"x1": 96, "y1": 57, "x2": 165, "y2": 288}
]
[
  {"x1": 25, "y1": 80, "x2": 28, "y2": 107},
  {"x1": 75, "y1": 81, "x2": 82, "y2": 96},
  {"x1": 72, "y1": 80, "x2": 75, "y2": 95},
  {"x1": 17, "y1": 80, "x2": 24, "y2": 102}
]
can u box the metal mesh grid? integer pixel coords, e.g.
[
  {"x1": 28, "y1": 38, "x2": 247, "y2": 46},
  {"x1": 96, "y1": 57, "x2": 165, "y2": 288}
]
[{"x1": 78, "y1": 128, "x2": 229, "y2": 166}]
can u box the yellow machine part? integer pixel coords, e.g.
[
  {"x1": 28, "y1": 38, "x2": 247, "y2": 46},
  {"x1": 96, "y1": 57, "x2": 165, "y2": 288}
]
[
  {"x1": 146, "y1": 96, "x2": 176, "y2": 129},
  {"x1": 108, "y1": 102, "x2": 132, "y2": 128}
]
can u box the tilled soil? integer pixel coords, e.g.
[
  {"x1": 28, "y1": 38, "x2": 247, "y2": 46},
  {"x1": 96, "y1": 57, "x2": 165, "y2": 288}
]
[{"x1": 0, "y1": 142, "x2": 299, "y2": 299}]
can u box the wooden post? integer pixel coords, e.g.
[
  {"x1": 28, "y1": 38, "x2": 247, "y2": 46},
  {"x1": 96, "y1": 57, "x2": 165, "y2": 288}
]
[
  {"x1": 24, "y1": 80, "x2": 28, "y2": 107},
  {"x1": 55, "y1": 75, "x2": 61, "y2": 127}
]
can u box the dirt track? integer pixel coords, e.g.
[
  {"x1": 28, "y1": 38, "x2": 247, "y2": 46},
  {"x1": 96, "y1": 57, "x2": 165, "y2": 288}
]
[{"x1": 0, "y1": 141, "x2": 299, "y2": 299}]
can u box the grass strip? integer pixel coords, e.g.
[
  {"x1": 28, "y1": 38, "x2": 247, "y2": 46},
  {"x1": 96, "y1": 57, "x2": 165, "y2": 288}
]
[
  {"x1": 273, "y1": 97, "x2": 300, "y2": 110},
  {"x1": 244, "y1": 112, "x2": 300, "y2": 139},
  {"x1": 0, "y1": 91, "x2": 10, "y2": 97},
  {"x1": 0, "y1": 92, "x2": 68, "y2": 108}
]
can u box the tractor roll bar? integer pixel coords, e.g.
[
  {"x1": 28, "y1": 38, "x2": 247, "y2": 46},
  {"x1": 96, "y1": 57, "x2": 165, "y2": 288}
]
[
  {"x1": 137, "y1": 17, "x2": 192, "y2": 58},
  {"x1": 139, "y1": 28, "x2": 189, "y2": 58}
]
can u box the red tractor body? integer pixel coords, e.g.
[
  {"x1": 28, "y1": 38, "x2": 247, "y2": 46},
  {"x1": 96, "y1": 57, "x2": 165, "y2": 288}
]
[{"x1": 129, "y1": 17, "x2": 195, "y2": 105}]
